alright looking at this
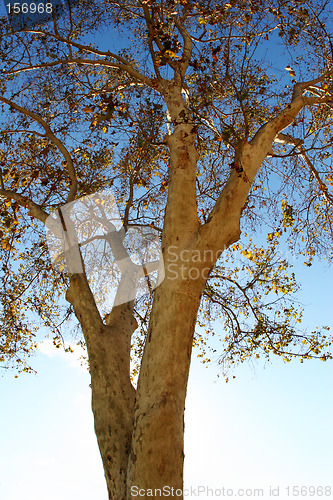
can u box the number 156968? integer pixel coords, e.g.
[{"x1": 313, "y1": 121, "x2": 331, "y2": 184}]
[{"x1": 6, "y1": 2, "x2": 53, "y2": 14}]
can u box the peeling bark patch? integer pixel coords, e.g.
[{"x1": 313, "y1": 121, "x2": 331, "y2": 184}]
[
  {"x1": 158, "y1": 458, "x2": 166, "y2": 477},
  {"x1": 178, "y1": 151, "x2": 190, "y2": 168}
]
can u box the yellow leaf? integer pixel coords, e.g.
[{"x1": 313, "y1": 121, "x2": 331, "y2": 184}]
[
  {"x1": 82, "y1": 106, "x2": 94, "y2": 113},
  {"x1": 2, "y1": 239, "x2": 10, "y2": 250},
  {"x1": 165, "y1": 50, "x2": 181, "y2": 59}
]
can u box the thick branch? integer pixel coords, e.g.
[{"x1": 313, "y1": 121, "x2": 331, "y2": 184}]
[
  {"x1": 0, "y1": 96, "x2": 77, "y2": 203},
  {"x1": 291, "y1": 73, "x2": 332, "y2": 100},
  {"x1": 195, "y1": 74, "x2": 333, "y2": 261},
  {"x1": 142, "y1": 4, "x2": 164, "y2": 81},
  {"x1": 174, "y1": 18, "x2": 193, "y2": 80},
  {"x1": 0, "y1": 188, "x2": 49, "y2": 223},
  {"x1": 251, "y1": 74, "x2": 333, "y2": 155}
]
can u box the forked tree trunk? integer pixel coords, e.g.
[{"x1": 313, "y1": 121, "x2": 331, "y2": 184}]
[
  {"x1": 65, "y1": 88, "x2": 210, "y2": 498},
  {"x1": 65, "y1": 78, "x2": 292, "y2": 498}
]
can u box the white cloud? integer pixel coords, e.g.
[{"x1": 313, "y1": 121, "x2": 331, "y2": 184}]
[{"x1": 37, "y1": 338, "x2": 88, "y2": 372}]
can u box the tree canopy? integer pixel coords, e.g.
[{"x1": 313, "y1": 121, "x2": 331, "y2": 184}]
[{"x1": 1, "y1": 0, "x2": 332, "y2": 374}]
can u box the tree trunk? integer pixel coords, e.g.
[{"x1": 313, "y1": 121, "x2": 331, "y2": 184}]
[
  {"x1": 126, "y1": 274, "x2": 205, "y2": 498},
  {"x1": 66, "y1": 274, "x2": 136, "y2": 499}
]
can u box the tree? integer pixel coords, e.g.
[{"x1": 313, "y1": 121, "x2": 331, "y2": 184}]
[{"x1": 1, "y1": 0, "x2": 333, "y2": 498}]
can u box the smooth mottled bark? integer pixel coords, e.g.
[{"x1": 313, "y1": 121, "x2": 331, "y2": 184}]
[{"x1": 66, "y1": 274, "x2": 136, "y2": 498}]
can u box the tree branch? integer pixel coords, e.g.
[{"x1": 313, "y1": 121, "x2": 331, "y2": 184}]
[
  {"x1": 251, "y1": 73, "x2": 333, "y2": 156},
  {"x1": 174, "y1": 17, "x2": 192, "y2": 80},
  {"x1": 274, "y1": 132, "x2": 333, "y2": 205},
  {"x1": 141, "y1": 4, "x2": 164, "y2": 81},
  {"x1": 3, "y1": 31, "x2": 153, "y2": 88},
  {"x1": 0, "y1": 188, "x2": 49, "y2": 223},
  {"x1": 0, "y1": 96, "x2": 77, "y2": 203},
  {"x1": 195, "y1": 73, "x2": 333, "y2": 260}
]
